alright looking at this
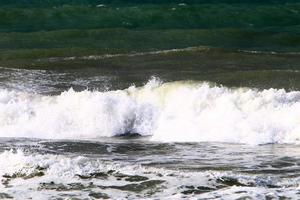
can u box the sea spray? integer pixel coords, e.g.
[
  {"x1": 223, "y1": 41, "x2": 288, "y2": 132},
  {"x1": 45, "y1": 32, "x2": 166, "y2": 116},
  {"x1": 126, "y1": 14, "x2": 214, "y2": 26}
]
[{"x1": 1, "y1": 78, "x2": 300, "y2": 144}]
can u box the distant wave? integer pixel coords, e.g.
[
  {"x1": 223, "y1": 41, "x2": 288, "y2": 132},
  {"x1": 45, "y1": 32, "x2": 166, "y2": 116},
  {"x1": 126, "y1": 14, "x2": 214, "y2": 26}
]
[
  {"x1": 37, "y1": 46, "x2": 210, "y2": 62},
  {"x1": 1, "y1": 77, "x2": 300, "y2": 144},
  {"x1": 36, "y1": 46, "x2": 300, "y2": 63},
  {"x1": 238, "y1": 50, "x2": 300, "y2": 55}
]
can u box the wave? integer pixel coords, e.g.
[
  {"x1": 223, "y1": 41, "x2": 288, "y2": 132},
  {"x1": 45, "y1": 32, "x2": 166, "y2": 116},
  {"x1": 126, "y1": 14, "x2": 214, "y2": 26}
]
[
  {"x1": 1, "y1": 78, "x2": 300, "y2": 144},
  {"x1": 3, "y1": 149, "x2": 296, "y2": 199},
  {"x1": 37, "y1": 46, "x2": 300, "y2": 63},
  {"x1": 37, "y1": 46, "x2": 209, "y2": 62}
]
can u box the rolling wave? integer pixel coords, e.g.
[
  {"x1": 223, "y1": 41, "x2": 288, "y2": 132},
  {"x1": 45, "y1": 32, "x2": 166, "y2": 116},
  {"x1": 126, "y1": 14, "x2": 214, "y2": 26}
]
[{"x1": 1, "y1": 78, "x2": 300, "y2": 144}]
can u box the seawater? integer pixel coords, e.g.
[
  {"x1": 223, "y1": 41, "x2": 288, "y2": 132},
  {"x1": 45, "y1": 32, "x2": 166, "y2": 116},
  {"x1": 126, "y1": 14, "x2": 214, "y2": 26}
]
[
  {"x1": 1, "y1": 139, "x2": 300, "y2": 199},
  {"x1": 1, "y1": 73, "x2": 300, "y2": 199},
  {"x1": 1, "y1": 78, "x2": 300, "y2": 145},
  {"x1": 1, "y1": 0, "x2": 300, "y2": 199}
]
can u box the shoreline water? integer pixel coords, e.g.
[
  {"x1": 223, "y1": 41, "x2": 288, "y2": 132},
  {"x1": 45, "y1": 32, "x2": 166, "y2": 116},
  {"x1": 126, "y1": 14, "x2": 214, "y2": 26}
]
[{"x1": 1, "y1": 0, "x2": 300, "y2": 199}]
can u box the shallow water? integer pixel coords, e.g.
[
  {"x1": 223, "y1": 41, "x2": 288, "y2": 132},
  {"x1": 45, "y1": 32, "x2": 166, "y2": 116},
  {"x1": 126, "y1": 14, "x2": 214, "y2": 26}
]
[
  {"x1": 1, "y1": 65, "x2": 300, "y2": 199},
  {"x1": 1, "y1": 138, "x2": 300, "y2": 199},
  {"x1": 1, "y1": 1, "x2": 300, "y2": 199}
]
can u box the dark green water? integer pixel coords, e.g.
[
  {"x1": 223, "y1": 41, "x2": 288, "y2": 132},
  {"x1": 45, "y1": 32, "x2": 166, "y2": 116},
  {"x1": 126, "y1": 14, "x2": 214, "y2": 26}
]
[
  {"x1": 0, "y1": 0, "x2": 300, "y2": 61},
  {"x1": 1, "y1": 1, "x2": 300, "y2": 199},
  {"x1": 0, "y1": 0, "x2": 300, "y2": 90}
]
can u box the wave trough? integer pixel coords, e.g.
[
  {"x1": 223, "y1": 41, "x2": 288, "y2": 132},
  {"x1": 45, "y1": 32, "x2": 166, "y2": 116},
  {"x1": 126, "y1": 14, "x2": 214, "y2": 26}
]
[{"x1": 1, "y1": 78, "x2": 300, "y2": 144}]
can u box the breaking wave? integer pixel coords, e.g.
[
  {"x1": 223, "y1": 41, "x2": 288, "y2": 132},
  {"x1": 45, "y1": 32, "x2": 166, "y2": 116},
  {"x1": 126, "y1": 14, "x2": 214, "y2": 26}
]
[{"x1": 1, "y1": 78, "x2": 300, "y2": 144}]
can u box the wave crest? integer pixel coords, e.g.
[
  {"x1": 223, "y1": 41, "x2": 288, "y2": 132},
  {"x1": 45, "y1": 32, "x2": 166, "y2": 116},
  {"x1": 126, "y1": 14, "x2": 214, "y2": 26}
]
[{"x1": 1, "y1": 78, "x2": 300, "y2": 144}]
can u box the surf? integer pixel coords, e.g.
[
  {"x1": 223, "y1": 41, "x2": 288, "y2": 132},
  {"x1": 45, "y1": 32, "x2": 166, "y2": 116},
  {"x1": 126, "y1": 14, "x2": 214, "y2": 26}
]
[{"x1": 1, "y1": 78, "x2": 300, "y2": 144}]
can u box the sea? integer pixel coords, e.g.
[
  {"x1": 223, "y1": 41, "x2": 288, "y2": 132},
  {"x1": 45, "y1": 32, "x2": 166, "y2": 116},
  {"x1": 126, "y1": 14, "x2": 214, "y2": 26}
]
[{"x1": 0, "y1": 0, "x2": 300, "y2": 199}]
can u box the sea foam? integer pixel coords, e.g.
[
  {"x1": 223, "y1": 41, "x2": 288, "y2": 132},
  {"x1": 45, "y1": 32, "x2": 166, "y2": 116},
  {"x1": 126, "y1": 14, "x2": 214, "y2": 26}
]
[
  {"x1": 0, "y1": 149, "x2": 298, "y2": 199},
  {"x1": 1, "y1": 78, "x2": 300, "y2": 144}
]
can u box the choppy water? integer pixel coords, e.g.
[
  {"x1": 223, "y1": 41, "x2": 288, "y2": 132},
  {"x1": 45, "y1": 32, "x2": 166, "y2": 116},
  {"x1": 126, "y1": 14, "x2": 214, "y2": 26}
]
[
  {"x1": 1, "y1": 138, "x2": 300, "y2": 199},
  {"x1": 1, "y1": 0, "x2": 300, "y2": 199},
  {"x1": 1, "y1": 66, "x2": 300, "y2": 199}
]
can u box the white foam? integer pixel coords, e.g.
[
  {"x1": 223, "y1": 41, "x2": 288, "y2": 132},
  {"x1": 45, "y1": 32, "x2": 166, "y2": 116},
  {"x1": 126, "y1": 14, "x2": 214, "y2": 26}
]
[
  {"x1": 0, "y1": 150, "x2": 299, "y2": 199},
  {"x1": 1, "y1": 78, "x2": 300, "y2": 144},
  {"x1": 0, "y1": 149, "x2": 209, "y2": 199}
]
